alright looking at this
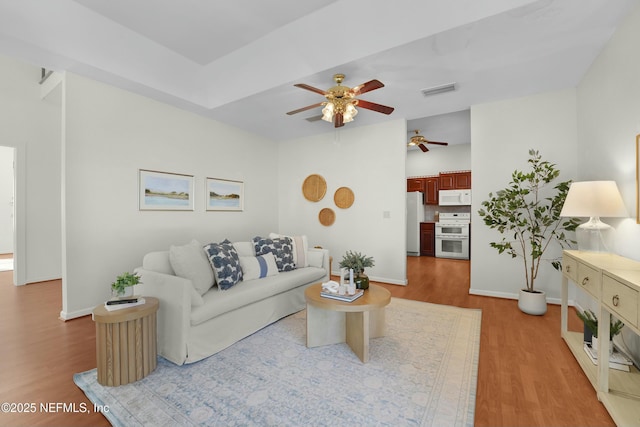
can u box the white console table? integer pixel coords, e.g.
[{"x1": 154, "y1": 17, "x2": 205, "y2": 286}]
[{"x1": 561, "y1": 250, "x2": 640, "y2": 426}]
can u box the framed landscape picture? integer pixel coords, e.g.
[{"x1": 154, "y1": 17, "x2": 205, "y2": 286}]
[
  {"x1": 139, "y1": 169, "x2": 194, "y2": 211},
  {"x1": 206, "y1": 178, "x2": 244, "y2": 211}
]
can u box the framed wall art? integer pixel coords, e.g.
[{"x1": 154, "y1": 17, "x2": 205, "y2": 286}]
[
  {"x1": 139, "y1": 169, "x2": 194, "y2": 211},
  {"x1": 206, "y1": 177, "x2": 244, "y2": 211}
]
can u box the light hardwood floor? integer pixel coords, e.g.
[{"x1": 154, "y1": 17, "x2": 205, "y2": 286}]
[{"x1": 0, "y1": 255, "x2": 615, "y2": 426}]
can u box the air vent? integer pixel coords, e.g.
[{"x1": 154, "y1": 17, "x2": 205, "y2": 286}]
[{"x1": 421, "y1": 83, "x2": 456, "y2": 97}]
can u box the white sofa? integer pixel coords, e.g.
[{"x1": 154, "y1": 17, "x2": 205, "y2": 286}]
[{"x1": 135, "y1": 237, "x2": 330, "y2": 365}]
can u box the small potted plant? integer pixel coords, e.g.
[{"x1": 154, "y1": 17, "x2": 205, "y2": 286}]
[
  {"x1": 339, "y1": 250, "x2": 375, "y2": 290},
  {"x1": 111, "y1": 272, "x2": 141, "y2": 297},
  {"x1": 576, "y1": 309, "x2": 624, "y2": 354}
]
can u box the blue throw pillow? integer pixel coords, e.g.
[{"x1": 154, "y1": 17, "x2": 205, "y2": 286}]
[
  {"x1": 252, "y1": 236, "x2": 295, "y2": 272},
  {"x1": 203, "y1": 239, "x2": 243, "y2": 290}
]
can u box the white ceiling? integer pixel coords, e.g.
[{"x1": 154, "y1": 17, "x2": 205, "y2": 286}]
[{"x1": 0, "y1": 0, "x2": 636, "y2": 143}]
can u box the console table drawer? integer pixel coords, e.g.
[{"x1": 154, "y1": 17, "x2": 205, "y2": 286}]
[
  {"x1": 577, "y1": 263, "x2": 601, "y2": 299},
  {"x1": 602, "y1": 275, "x2": 638, "y2": 328},
  {"x1": 562, "y1": 255, "x2": 578, "y2": 282}
]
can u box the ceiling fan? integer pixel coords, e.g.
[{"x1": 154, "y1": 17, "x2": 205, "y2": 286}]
[
  {"x1": 408, "y1": 130, "x2": 449, "y2": 152},
  {"x1": 286, "y1": 73, "x2": 394, "y2": 128}
]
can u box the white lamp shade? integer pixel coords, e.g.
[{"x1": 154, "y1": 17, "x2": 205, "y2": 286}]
[{"x1": 560, "y1": 181, "x2": 628, "y2": 218}]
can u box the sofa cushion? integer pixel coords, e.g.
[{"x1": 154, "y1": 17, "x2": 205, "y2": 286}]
[
  {"x1": 239, "y1": 253, "x2": 279, "y2": 281},
  {"x1": 142, "y1": 251, "x2": 175, "y2": 275},
  {"x1": 141, "y1": 250, "x2": 204, "y2": 307},
  {"x1": 204, "y1": 239, "x2": 243, "y2": 290},
  {"x1": 269, "y1": 233, "x2": 309, "y2": 268},
  {"x1": 191, "y1": 267, "x2": 326, "y2": 326},
  {"x1": 253, "y1": 236, "x2": 295, "y2": 272},
  {"x1": 169, "y1": 239, "x2": 215, "y2": 296},
  {"x1": 307, "y1": 249, "x2": 324, "y2": 269},
  {"x1": 232, "y1": 241, "x2": 255, "y2": 257}
]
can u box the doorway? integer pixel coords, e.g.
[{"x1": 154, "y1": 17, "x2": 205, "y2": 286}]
[{"x1": 0, "y1": 146, "x2": 15, "y2": 274}]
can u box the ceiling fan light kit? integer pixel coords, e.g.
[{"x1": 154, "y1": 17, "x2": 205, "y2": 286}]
[
  {"x1": 408, "y1": 130, "x2": 449, "y2": 153},
  {"x1": 287, "y1": 73, "x2": 394, "y2": 128}
]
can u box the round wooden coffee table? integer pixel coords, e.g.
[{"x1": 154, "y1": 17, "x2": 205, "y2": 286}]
[{"x1": 305, "y1": 283, "x2": 391, "y2": 363}]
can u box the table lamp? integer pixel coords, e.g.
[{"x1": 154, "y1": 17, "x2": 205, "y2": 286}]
[{"x1": 560, "y1": 181, "x2": 628, "y2": 252}]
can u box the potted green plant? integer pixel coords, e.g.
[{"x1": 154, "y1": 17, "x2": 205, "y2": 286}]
[
  {"x1": 478, "y1": 149, "x2": 580, "y2": 315},
  {"x1": 339, "y1": 250, "x2": 375, "y2": 290},
  {"x1": 111, "y1": 272, "x2": 141, "y2": 297},
  {"x1": 576, "y1": 309, "x2": 624, "y2": 354}
]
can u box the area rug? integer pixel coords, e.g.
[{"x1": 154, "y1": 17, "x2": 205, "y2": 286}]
[
  {"x1": 74, "y1": 297, "x2": 481, "y2": 427},
  {"x1": 0, "y1": 258, "x2": 13, "y2": 272}
]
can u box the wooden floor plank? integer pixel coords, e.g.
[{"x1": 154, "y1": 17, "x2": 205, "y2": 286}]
[{"x1": 0, "y1": 255, "x2": 615, "y2": 426}]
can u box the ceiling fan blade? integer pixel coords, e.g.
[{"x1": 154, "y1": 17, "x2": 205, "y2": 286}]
[
  {"x1": 294, "y1": 83, "x2": 327, "y2": 96},
  {"x1": 418, "y1": 144, "x2": 429, "y2": 152},
  {"x1": 305, "y1": 114, "x2": 323, "y2": 122},
  {"x1": 355, "y1": 99, "x2": 394, "y2": 115},
  {"x1": 352, "y1": 79, "x2": 384, "y2": 95},
  {"x1": 286, "y1": 102, "x2": 324, "y2": 115},
  {"x1": 334, "y1": 113, "x2": 344, "y2": 127},
  {"x1": 426, "y1": 141, "x2": 448, "y2": 146}
]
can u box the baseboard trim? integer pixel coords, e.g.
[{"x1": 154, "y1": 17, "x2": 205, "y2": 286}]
[
  {"x1": 468, "y1": 288, "x2": 575, "y2": 306},
  {"x1": 59, "y1": 306, "x2": 93, "y2": 321}
]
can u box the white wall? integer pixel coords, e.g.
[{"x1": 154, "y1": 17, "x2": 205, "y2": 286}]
[
  {"x1": 0, "y1": 54, "x2": 62, "y2": 284},
  {"x1": 278, "y1": 119, "x2": 408, "y2": 285},
  {"x1": 470, "y1": 88, "x2": 578, "y2": 302},
  {"x1": 406, "y1": 143, "x2": 471, "y2": 177},
  {"x1": 62, "y1": 73, "x2": 280, "y2": 318},
  {"x1": 577, "y1": 3, "x2": 640, "y2": 258},
  {"x1": 575, "y1": 4, "x2": 640, "y2": 358},
  {"x1": 0, "y1": 146, "x2": 13, "y2": 254}
]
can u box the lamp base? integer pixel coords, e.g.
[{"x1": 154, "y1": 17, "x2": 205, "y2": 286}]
[{"x1": 576, "y1": 217, "x2": 615, "y2": 253}]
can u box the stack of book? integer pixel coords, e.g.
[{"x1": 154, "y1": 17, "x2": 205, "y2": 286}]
[
  {"x1": 104, "y1": 296, "x2": 146, "y2": 311},
  {"x1": 583, "y1": 342, "x2": 633, "y2": 372},
  {"x1": 320, "y1": 289, "x2": 364, "y2": 303}
]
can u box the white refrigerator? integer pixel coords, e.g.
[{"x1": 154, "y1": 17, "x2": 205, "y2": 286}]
[{"x1": 406, "y1": 192, "x2": 425, "y2": 256}]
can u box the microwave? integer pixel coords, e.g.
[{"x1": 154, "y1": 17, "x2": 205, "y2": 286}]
[{"x1": 439, "y1": 189, "x2": 472, "y2": 206}]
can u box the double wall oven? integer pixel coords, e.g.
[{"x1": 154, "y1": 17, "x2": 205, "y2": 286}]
[{"x1": 435, "y1": 212, "x2": 470, "y2": 260}]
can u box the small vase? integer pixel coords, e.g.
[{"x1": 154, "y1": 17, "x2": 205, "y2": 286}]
[{"x1": 354, "y1": 272, "x2": 369, "y2": 290}]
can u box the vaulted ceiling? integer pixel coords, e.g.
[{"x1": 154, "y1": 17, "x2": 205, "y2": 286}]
[{"x1": 0, "y1": 0, "x2": 636, "y2": 143}]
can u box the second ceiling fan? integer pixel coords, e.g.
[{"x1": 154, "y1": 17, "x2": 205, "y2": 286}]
[
  {"x1": 408, "y1": 130, "x2": 448, "y2": 152},
  {"x1": 286, "y1": 73, "x2": 394, "y2": 128}
]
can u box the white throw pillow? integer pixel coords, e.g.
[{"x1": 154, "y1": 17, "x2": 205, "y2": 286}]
[
  {"x1": 307, "y1": 250, "x2": 324, "y2": 269},
  {"x1": 169, "y1": 239, "x2": 215, "y2": 296},
  {"x1": 239, "y1": 252, "x2": 279, "y2": 281},
  {"x1": 268, "y1": 233, "x2": 309, "y2": 268},
  {"x1": 232, "y1": 241, "x2": 255, "y2": 257}
]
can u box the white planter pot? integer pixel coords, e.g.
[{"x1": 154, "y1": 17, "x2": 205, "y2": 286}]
[
  {"x1": 518, "y1": 289, "x2": 547, "y2": 315},
  {"x1": 114, "y1": 286, "x2": 134, "y2": 298},
  {"x1": 592, "y1": 336, "x2": 614, "y2": 355}
]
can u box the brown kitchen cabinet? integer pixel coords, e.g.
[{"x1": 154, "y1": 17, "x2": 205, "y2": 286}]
[
  {"x1": 424, "y1": 177, "x2": 438, "y2": 204},
  {"x1": 439, "y1": 171, "x2": 471, "y2": 190},
  {"x1": 407, "y1": 178, "x2": 425, "y2": 193},
  {"x1": 420, "y1": 222, "x2": 435, "y2": 256}
]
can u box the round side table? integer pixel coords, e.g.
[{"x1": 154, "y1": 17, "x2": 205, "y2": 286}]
[{"x1": 92, "y1": 297, "x2": 159, "y2": 386}]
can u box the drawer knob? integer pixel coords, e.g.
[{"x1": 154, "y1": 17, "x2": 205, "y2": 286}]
[
  {"x1": 582, "y1": 277, "x2": 589, "y2": 286},
  {"x1": 613, "y1": 295, "x2": 620, "y2": 307},
  {"x1": 566, "y1": 265, "x2": 571, "y2": 273}
]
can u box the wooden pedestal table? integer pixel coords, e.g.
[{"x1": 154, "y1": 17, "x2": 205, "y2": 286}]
[
  {"x1": 92, "y1": 297, "x2": 159, "y2": 386},
  {"x1": 305, "y1": 283, "x2": 391, "y2": 363}
]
